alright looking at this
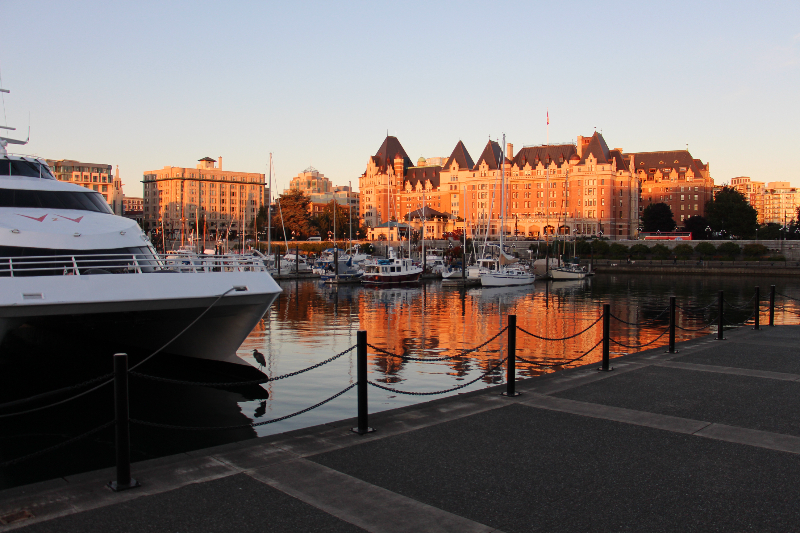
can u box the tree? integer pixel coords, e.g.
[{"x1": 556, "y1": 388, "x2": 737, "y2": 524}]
[
  {"x1": 312, "y1": 200, "x2": 354, "y2": 240},
  {"x1": 684, "y1": 215, "x2": 708, "y2": 240},
  {"x1": 705, "y1": 187, "x2": 757, "y2": 238},
  {"x1": 629, "y1": 243, "x2": 650, "y2": 258},
  {"x1": 273, "y1": 190, "x2": 314, "y2": 239},
  {"x1": 651, "y1": 244, "x2": 670, "y2": 258},
  {"x1": 717, "y1": 241, "x2": 741, "y2": 259},
  {"x1": 695, "y1": 242, "x2": 716, "y2": 257},
  {"x1": 673, "y1": 243, "x2": 694, "y2": 259},
  {"x1": 608, "y1": 243, "x2": 629, "y2": 258},
  {"x1": 743, "y1": 243, "x2": 768, "y2": 258},
  {"x1": 641, "y1": 203, "x2": 676, "y2": 233},
  {"x1": 592, "y1": 239, "x2": 610, "y2": 256}
]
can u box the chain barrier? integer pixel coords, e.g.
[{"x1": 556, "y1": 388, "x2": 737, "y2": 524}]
[
  {"x1": 367, "y1": 327, "x2": 508, "y2": 362},
  {"x1": 723, "y1": 311, "x2": 757, "y2": 327},
  {"x1": 610, "y1": 306, "x2": 670, "y2": 326},
  {"x1": 0, "y1": 421, "x2": 114, "y2": 468},
  {"x1": 778, "y1": 293, "x2": 800, "y2": 302},
  {"x1": 723, "y1": 294, "x2": 756, "y2": 310},
  {"x1": 368, "y1": 355, "x2": 509, "y2": 396},
  {"x1": 515, "y1": 339, "x2": 602, "y2": 368},
  {"x1": 131, "y1": 345, "x2": 356, "y2": 387},
  {"x1": 131, "y1": 383, "x2": 356, "y2": 431},
  {"x1": 516, "y1": 316, "x2": 602, "y2": 342},
  {"x1": 0, "y1": 373, "x2": 112, "y2": 412},
  {"x1": 609, "y1": 327, "x2": 669, "y2": 349},
  {"x1": 676, "y1": 300, "x2": 717, "y2": 312}
]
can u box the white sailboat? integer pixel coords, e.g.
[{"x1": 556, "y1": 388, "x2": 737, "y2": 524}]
[{"x1": 480, "y1": 135, "x2": 535, "y2": 287}]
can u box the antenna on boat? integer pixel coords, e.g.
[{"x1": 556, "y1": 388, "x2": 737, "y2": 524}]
[{"x1": 0, "y1": 82, "x2": 29, "y2": 156}]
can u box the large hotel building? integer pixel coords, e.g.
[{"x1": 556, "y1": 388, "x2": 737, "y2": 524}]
[
  {"x1": 142, "y1": 157, "x2": 266, "y2": 237},
  {"x1": 359, "y1": 133, "x2": 714, "y2": 240}
]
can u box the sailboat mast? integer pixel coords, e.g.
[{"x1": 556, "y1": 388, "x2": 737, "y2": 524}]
[
  {"x1": 500, "y1": 134, "x2": 505, "y2": 253},
  {"x1": 268, "y1": 153, "x2": 272, "y2": 256}
]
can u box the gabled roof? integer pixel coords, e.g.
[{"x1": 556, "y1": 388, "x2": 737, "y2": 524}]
[
  {"x1": 443, "y1": 140, "x2": 475, "y2": 171},
  {"x1": 474, "y1": 140, "x2": 508, "y2": 170},
  {"x1": 371, "y1": 136, "x2": 413, "y2": 173},
  {"x1": 404, "y1": 166, "x2": 442, "y2": 190},
  {"x1": 198, "y1": 157, "x2": 216, "y2": 162},
  {"x1": 579, "y1": 132, "x2": 611, "y2": 165},
  {"x1": 513, "y1": 144, "x2": 577, "y2": 169},
  {"x1": 405, "y1": 206, "x2": 450, "y2": 220}
]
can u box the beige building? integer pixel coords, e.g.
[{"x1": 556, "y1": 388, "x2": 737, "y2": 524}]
[
  {"x1": 285, "y1": 166, "x2": 332, "y2": 196},
  {"x1": 360, "y1": 133, "x2": 644, "y2": 240},
  {"x1": 142, "y1": 157, "x2": 265, "y2": 239},
  {"x1": 762, "y1": 181, "x2": 799, "y2": 225},
  {"x1": 47, "y1": 159, "x2": 125, "y2": 215},
  {"x1": 730, "y1": 177, "x2": 766, "y2": 223}
]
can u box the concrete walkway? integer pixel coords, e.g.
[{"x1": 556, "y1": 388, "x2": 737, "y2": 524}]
[{"x1": 3, "y1": 325, "x2": 800, "y2": 532}]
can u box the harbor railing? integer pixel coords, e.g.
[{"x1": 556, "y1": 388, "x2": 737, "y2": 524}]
[{"x1": 0, "y1": 284, "x2": 794, "y2": 489}]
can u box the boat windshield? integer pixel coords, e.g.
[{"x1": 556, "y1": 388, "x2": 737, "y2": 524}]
[
  {"x1": 0, "y1": 159, "x2": 56, "y2": 180},
  {"x1": 0, "y1": 188, "x2": 113, "y2": 213}
]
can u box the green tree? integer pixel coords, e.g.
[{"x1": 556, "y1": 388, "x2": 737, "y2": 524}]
[
  {"x1": 717, "y1": 241, "x2": 741, "y2": 259},
  {"x1": 642, "y1": 203, "x2": 677, "y2": 233},
  {"x1": 629, "y1": 243, "x2": 650, "y2": 258},
  {"x1": 312, "y1": 201, "x2": 354, "y2": 240},
  {"x1": 651, "y1": 244, "x2": 670, "y2": 258},
  {"x1": 683, "y1": 215, "x2": 708, "y2": 240},
  {"x1": 673, "y1": 243, "x2": 694, "y2": 259},
  {"x1": 273, "y1": 190, "x2": 314, "y2": 239},
  {"x1": 592, "y1": 239, "x2": 610, "y2": 256},
  {"x1": 705, "y1": 187, "x2": 758, "y2": 238},
  {"x1": 608, "y1": 243, "x2": 629, "y2": 258},
  {"x1": 695, "y1": 242, "x2": 716, "y2": 257},
  {"x1": 743, "y1": 243, "x2": 768, "y2": 258}
]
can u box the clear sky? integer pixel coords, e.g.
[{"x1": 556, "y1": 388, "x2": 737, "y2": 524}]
[{"x1": 1, "y1": 0, "x2": 798, "y2": 195}]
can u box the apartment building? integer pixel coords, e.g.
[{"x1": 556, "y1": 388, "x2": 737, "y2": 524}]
[
  {"x1": 731, "y1": 177, "x2": 766, "y2": 223},
  {"x1": 142, "y1": 157, "x2": 265, "y2": 237},
  {"x1": 762, "y1": 181, "x2": 799, "y2": 225}
]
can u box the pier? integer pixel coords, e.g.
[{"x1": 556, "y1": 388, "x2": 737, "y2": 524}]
[{"x1": 3, "y1": 298, "x2": 800, "y2": 531}]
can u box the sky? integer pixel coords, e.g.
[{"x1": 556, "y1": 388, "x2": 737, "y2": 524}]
[{"x1": 1, "y1": 0, "x2": 798, "y2": 195}]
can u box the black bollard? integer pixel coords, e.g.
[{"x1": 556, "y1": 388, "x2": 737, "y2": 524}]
[
  {"x1": 598, "y1": 304, "x2": 613, "y2": 371},
  {"x1": 717, "y1": 290, "x2": 724, "y2": 340},
  {"x1": 108, "y1": 353, "x2": 139, "y2": 492},
  {"x1": 753, "y1": 286, "x2": 760, "y2": 330},
  {"x1": 502, "y1": 315, "x2": 520, "y2": 397},
  {"x1": 667, "y1": 296, "x2": 677, "y2": 353},
  {"x1": 769, "y1": 285, "x2": 776, "y2": 327},
  {"x1": 276, "y1": 250, "x2": 280, "y2": 275},
  {"x1": 352, "y1": 330, "x2": 374, "y2": 434},
  {"x1": 295, "y1": 244, "x2": 299, "y2": 275}
]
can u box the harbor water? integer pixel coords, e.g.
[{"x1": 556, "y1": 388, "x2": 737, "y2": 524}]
[{"x1": 2, "y1": 273, "x2": 800, "y2": 489}]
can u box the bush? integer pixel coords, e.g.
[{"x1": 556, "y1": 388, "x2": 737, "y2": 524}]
[
  {"x1": 608, "y1": 243, "x2": 629, "y2": 259},
  {"x1": 717, "y1": 241, "x2": 741, "y2": 259},
  {"x1": 592, "y1": 239, "x2": 610, "y2": 256},
  {"x1": 651, "y1": 244, "x2": 670, "y2": 258},
  {"x1": 695, "y1": 242, "x2": 717, "y2": 257},
  {"x1": 743, "y1": 243, "x2": 768, "y2": 258},
  {"x1": 629, "y1": 244, "x2": 650, "y2": 259},
  {"x1": 673, "y1": 243, "x2": 695, "y2": 259},
  {"x1": 768, "y1": 255, "x2": 786, "y2": 261},
  {"x1": 574, "y1": 239, "x2": 593, "y2": 256}
]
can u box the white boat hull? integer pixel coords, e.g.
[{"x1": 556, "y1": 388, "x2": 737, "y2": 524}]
[
  {"x1": 480, "y1": 271, "x2": 536, "y2": 287},
  {"x1": 550, "y1": 268, "x2": 587, "y2": 280}
]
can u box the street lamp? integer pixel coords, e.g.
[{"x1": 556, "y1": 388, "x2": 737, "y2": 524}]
[{"x1": 705, "y1": 226, "x2": 711, "y2": 240}]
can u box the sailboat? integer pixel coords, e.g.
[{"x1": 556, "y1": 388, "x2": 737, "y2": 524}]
[{"x1": 480, "y1": 135, "x2": 535, "y2": 287}]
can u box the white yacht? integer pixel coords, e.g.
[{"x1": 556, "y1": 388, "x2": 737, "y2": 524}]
[{"x1": 0, "y1": 103, "x2": 281, "y2": 372}]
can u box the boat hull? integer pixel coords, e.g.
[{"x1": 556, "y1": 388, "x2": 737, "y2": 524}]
[
  {"x1": 361, "y1": 272, "x2": 421, "y2": 285},
  {"x1": 550, "y1": 269, "x2": 587, "y2": 280},
  {"x1": 480, "y1": 272, "x2": 536, "y2": 287}
]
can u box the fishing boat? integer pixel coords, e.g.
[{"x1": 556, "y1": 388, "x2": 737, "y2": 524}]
[{"x1": 361, "y1": 247, "x2": 422, "y2": 285}]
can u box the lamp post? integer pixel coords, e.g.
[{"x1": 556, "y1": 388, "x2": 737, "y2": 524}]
[{"x1": 705, "y1": 226, "x2": 711, "y2": 241}]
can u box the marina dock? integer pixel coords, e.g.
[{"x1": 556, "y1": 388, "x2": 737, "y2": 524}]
[{"x1": 3, "y1": 324, "x2": 800, "y2": 531}]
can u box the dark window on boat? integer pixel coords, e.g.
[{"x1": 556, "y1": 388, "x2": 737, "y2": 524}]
[
  {"x1": 0, "y1": 160, "x2": 56, "y2": 179},
  {"x1": 0, "y1": 188, "x2": 113, "y2": 213}
]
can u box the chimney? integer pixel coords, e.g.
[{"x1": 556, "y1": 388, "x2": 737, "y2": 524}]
[
  {"x1": 576, "y1": 136, "x2": 584, "y2": 158},
  {"x1": 218, "y1": 156, "x2": 222, "y2": 170},
  {"x1": 506, "y1": 143, "x2": 514, "y2": 160}
]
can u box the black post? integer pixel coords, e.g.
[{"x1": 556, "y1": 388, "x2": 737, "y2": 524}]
[
  {"x1": 599, "y1": 304, "x2": 613, "y2": 371},
  {"x1": 334, "y1": 246, "x2": 339, "y2": 279},
  {"x1": 770, "y1": 285, "x2": 776, "y2": 327},
  {"x1": 295, "y1": 243, "x2": 299, "y2": 275},
  {"x1": 667, "y1": 296, "x2": 677, "y2": 353},
  {"x1": 717, "y1": 290, "x2": 724, "y2": 340},
  {"x1": 461, "y1": 242, "x2": 466, "y2": 283},
  {"x1": 352, "y1": 330, "x2": 374, "y2": 434},
  {"x1": 502, "y1": 315, "x2": 519, "y2": 397},
  {"x1": 108, "y1": 353, "x2": 139, "y2": 491},
  {"x1": 753, "y1": 286, "x2": 760, "y2": 330},
  {"x1": 276, "y1": 250, "x2": 280, "y2": 275}
]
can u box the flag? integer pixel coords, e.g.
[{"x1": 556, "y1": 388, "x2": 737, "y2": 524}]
[{"x1": 547, "y1": 110, "x2": 549, "y2": 125}]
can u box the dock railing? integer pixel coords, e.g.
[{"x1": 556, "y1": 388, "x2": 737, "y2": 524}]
[{"x1": 0, "y1": 284, "x2": 794, "y2": 490}]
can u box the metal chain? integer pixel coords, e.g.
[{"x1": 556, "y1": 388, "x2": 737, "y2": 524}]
[
  {"x1": 609, "y1": 327, "x2": 669, "y2": 349},
  {"x1": 517, "y1": 316, "x2": 602, "y2": 342},
  {"x1": 676, "y1": 300, "x2": 717, "y2": 312},
  {"x1": 515, "y1": 339, "x2": 602, "y2": 368},
  {"x1": 131, "y1": 345, "x2": 356, "y2": 387},
  {"x1": 368, "y1": 355, "x2": 509, "y2": 395},
  {"x1": 0, "y1": 421, "x2": 114, "y2": 468},
  {"x1": 0, "y1": 373, "x2": 112, "y2": 411},
  {"x1": 131, "y1": 383, "x2": 356, "y2": 431},
  {"x1": 723, "y1": 294, "x2": 756, "y2": 310},
  {"x1": 778, "y1": 292, "x2": 800, "y2": 302},
  {"x1": 675, "y1": 316, "x2": 718, "y2": 332},
  {"x1": 610, "y1": 306, "x2": 670, "y2": 327},
  {"x1": 723, "y1": 310, "x2": 757, "y2": 327},
  {"x1": 367, "y1": 326, "x2": 508, "y2": 362}
]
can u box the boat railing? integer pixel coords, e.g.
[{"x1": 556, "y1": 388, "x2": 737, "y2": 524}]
[{"x1": 0, "y1": 252, "x2": 270, "y2": 277}]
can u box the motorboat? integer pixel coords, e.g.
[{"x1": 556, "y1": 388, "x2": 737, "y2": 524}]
[
  {"x1": 468, "y1": 257, "x2": 498, "y2": 280},
  {"x1": 321, "y1": 257, "x2": 364, "y2": 283},
  {"x1": 0, "y1": 102, "x2": 281, "y2": 373},
  {"x1": 550, "y1": 262, "x2": 587, "y2": 280},
  {"x1": 361, "y1": 247, "x2": 422, "y2": 285},
  {"x1": 282, "y1": 253, "x2": 311, "y2": 272}
]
